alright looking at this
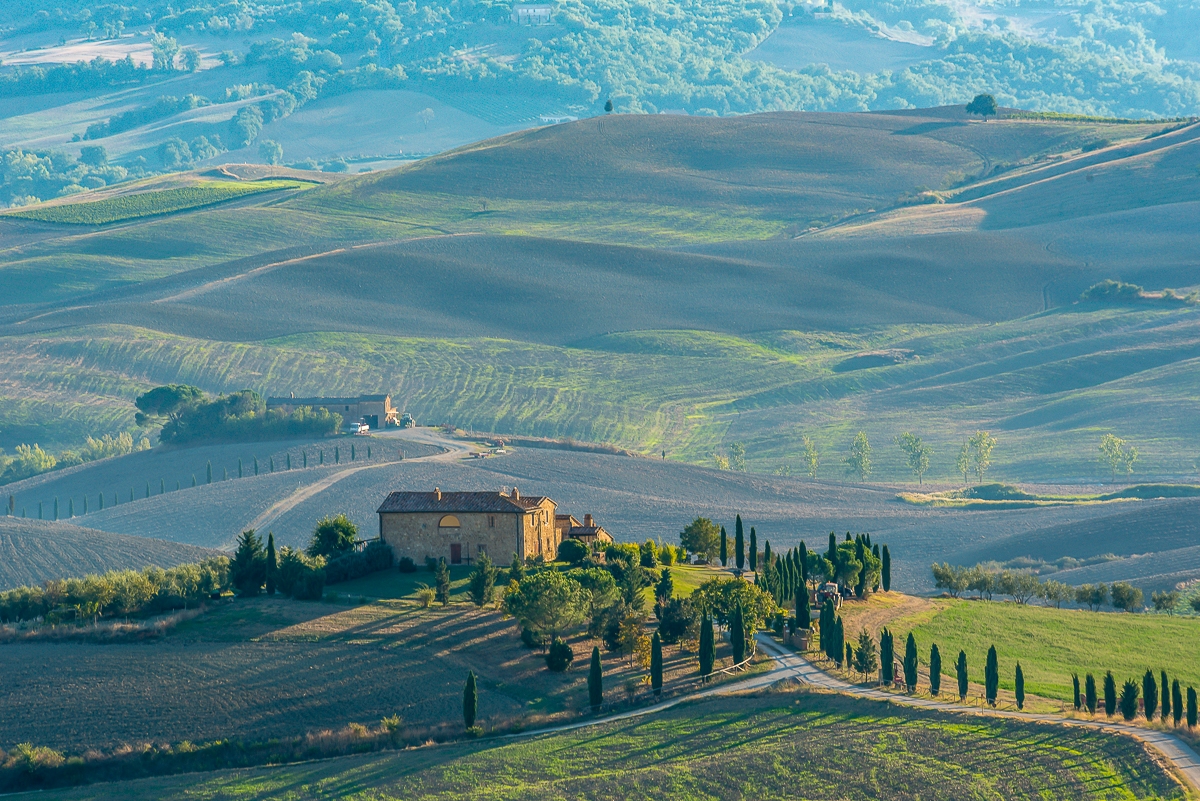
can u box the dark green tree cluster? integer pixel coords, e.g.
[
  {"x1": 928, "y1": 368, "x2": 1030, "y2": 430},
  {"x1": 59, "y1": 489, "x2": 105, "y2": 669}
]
[
  {"x1": 880, "y1": 628, "x2": 895, "y2": 685},
  {"x1": 136, "y1": 385, "x2": 342, "y2": 444},
  {"x1": 819, "y1": 599, "x2": 844, "y2": 667}
]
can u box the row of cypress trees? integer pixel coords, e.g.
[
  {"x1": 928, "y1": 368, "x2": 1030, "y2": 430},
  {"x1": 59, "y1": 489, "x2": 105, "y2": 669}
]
[{"x1": 1071, "y1": 669, "x2": 1198, "y2": 725}]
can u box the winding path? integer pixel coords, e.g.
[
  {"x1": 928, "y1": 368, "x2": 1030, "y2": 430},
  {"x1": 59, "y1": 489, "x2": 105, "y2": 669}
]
[
  {"x1": 754, "y1": 635, "x2": 1200, "y2": 791},
  {"x1": 243, "y1": 428, "x2": 470, "y2": 534},
  {"x1": 501, "y1": 633, "x2": 1200, "y2": 793}
]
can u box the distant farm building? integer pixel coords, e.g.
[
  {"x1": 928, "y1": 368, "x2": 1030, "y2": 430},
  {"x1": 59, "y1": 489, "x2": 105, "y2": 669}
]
[
  {"x1": 555, "y1": 513, "x2": 613, "y2": 546},
  {"x1": 377, "y1": 487, "x2": 611, "y2": 564},
  {"x1": 266, "y1": 393, "x2": 399, "y2": 429},
  {"x1": 511, "y1": 3, "x2": 553, "y2": 24}
]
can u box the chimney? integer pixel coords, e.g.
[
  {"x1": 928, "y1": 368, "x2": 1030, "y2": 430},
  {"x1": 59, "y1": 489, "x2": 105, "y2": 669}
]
[
  {"x1": 434, "y1": 487, "x2": 441, "y2": 501},
  {"x1": 584, "y1": 514, "x2": 593, "y2": 527},
  {"x1": 512, "y1": 486, "x2": 519, "y2": 500}
]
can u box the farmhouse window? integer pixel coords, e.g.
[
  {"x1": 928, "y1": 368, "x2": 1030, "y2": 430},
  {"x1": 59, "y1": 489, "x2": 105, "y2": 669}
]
[
  {"x1": 439, "y1": 515, "x2": 461, "y2": 528},
  {"x1": 488, "y1": 515, "x2": 495, "y2": 527}
]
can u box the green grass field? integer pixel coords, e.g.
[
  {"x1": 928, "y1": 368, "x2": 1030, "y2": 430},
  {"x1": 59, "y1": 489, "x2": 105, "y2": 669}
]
[
  {"x1": 857, "y1": 596, "x2": 1200, "y2": 700},
  {"x1": 4, "y1": 181, "x2": 310, "y2": 225},
  {"x1": 34, "y1": 690, "x2": 1186, "y2": 801}
]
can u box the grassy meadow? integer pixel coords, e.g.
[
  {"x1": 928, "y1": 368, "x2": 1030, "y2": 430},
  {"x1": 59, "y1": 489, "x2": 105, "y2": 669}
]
[
  {"x1": 840, "y1": 594, "x2": 1200, "y2": 701},
  {"x1": 30, "y1": 690, "x2": 1188, "y2": 801}
]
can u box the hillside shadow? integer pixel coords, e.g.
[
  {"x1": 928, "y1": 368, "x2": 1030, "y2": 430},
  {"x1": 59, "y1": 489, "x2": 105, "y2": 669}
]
[{"x1": 892, "y1": 121, "x2": 968, "y2": 136}]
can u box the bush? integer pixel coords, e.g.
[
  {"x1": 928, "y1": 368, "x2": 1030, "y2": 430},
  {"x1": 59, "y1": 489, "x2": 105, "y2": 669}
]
[
  {"x1": 324, "y1": 541, "x2": 393, "y2": 584},
  {"x1": 521, "y1": 625, "x2": 545, "y2": 649},
  {"x1": 415, "y1": 584, "x2": 436, "y2": 608},
  {"x1": 557, "y1": 539, "x2": 590, "y2": 564},
  {"x1": 276, "y1": 547, "x2": 325, "y2": 599},
  {"x1": 398, "y1": 557, "x2": 417, "y2": 573},
  {"x1": 546, "y1": 637, "x2": 574, "y2": 671},
  {"x1": 308, "y1": 514, "x2": 358, "y2": 559}
]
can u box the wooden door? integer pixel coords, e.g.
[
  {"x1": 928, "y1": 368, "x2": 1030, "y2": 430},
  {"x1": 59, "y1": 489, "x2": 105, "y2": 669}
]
[{"x1": 450, "y1": 543, "x2": 462, "y2": 564}]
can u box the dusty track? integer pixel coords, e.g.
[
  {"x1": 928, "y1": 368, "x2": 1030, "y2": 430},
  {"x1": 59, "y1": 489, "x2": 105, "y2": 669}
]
[
  {"x1": 241, "y1": 428, "x2": 462, "y2": 536},
  {"x1": 501, "y1": 632, "x2": 1200, "y2": 793}
]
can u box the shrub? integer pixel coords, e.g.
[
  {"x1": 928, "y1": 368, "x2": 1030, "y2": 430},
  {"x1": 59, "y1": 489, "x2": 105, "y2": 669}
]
[
  {"x1": 546, "y1": 637, "x2": 574, "y2": 671},
  {"x1": 308, "y1": 515, "x2": 358, "y2": 559},
  {"x1": 415, "y1": 584, "x2": 436, "y2": 608},
  {"x1": 324, "y1": 541, "x2": 392, "y2": 584},
  {"x1": 557, "y1": 539, "x2": 589, "y2": 564},
  {"x1": 398, "y1": 557, "x2": 416, "y2": 573},
  {"x1": 520, "y1": 625, "x2": 544, "y2": 649},
  {"x1": 276, "y1": 547, "x2": 325, "y2": 600}
]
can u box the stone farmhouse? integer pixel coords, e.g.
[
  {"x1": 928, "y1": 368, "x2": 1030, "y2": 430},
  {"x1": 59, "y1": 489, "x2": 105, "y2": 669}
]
[
  {"x1": 376, "y1": 487, "x2": 612, "y2": 565},
  {"x1": 266, "y1": 393, "x2": 399, "y2": 429}
]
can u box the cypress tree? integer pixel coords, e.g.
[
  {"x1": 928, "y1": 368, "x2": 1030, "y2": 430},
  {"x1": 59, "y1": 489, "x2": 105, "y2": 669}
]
[
  {"x1": 146, "y1": 481, "x2": 151, "y2": 497},
  {"x1": 206, "y1": 461, "x2": 212, "y2": 483},
  {"x1": 589, "y1": 646, "x2": 603, "y2": 710},
  {"x1": 819, "y1": 599, "x2": 834, "y2": 658},
  {"x1": 1189, "y1": 687, "x2": 1197, "y2": 728},
  {"x1": 335, "y1": 446, "x2": 340, "y2": 464},
  {"x1": 223, "y1": 468, "x2": 228, "y2": 481},
  {"x1": 1086, "y1": 673, "x2": 1098, "y2": 714},
  {"x1": 239, "y1": 458, "x2": 243, "y2": 478},
  {"x1": 320, "y1": 451, "x2": 324, "y2": 465},
  {"x1": 833, "y1": 616, "x2": 845, "y2": 666},
  {"x1": 1161, "y1": 670, "x2": 1171, "y2": 722},
  {"x1": 1144, "y1": 670, "x2": 1158, "y2": 720},
  {"x1": 985, "y1": 645, "x2": 998, "y2": 706},
  {"x1": 254, "y1": 457, "x2": 259, "y2": 475},
  {"x1": 54, "y1": 497, "x2": 58, "y2": 520},
  {"x1": 368, "y1": 446, "x2": 371, "y2": 458},
  {"x1": 798, "y1": 541, "x2": 808, "y2": 586},
  {"x1": 1104, "y1": 671, "x2": 1117, "y2": 717},
  {"x1": 797, "y1": 583, "x2": 811, "y2": 630},
  {"x1": 160, "y1": 478, "x2": 165, "y2": 495},
  {"x1": 1015, "y1": 662, "x2": 1025, "y2": 710},
  {"x1": 881, "y1": 545, "x2": 892, "y2": 592},
  {"x1": 827, "y1": 532, "x2": 837, "y2": 565},
  {"x1": 1073, "y1": 674, "x2": 1081, "y2": 710},
  {"x1": 1120, "y1": 679, "x2": 1139, "y2": 721},
  {"x1": 130, "y1": 487, "x2": 135, "y2": 502},
  {"x1": 1173, "y1": 680, "x2": 1183, "y2": 726},
  {"x1": 720, "y1": 526, "x2": 728, "y2": 567},
  {"x1": 303, "y1": 451, "x2": 307, "y2": 468},
  {"x1": 730, "y1": 604, "x2": 746, "y2": 664},
  {"x1": 68, "y1": 498, "x2": 74, "y2": 517},
  {"x1": 749, "y1": 527, "x2": 757, "y2": 572},
  {"x1": 83, "y1": 496, "x2": 88, "y2": 514},
  {"x1": 699, "y1": 616, "x2": 715, "y2": 679},
  {"x1": 38, "y1": 501, "x2": 42, "y2": 519},
  {"x1": 845, "y1": 641, "x2": 854, "y2": 669},
  {"x1": 956, "y1": 650, "x2": 968, "y2": 700},
  {"x1": 435, "y1": 558, "x2": 451, "y2": 605},
  {"x1": 270, "y1": 456, "x2": 275, "y2": 472},
  {"x1": 463, "y1": 671, "x2": 477, "y2": 729},
  {"x1": 903, "y1": 633, "x2": 918, "y2": 692},
  {"x1": 351, "y1": 444, "x2": 355, "y2": 461},
  {"x1": 929, "y1": 644, "x2": 942, "y2": 696},
  {"x1": 734, "y1": 516, "x2": 745, "y2": 571},
  {"x1": 651, "y1": 632, "x2": 663, "y2": 695},
  {"x1": 265, "y1": 532, "x2": 277, "y2": 595},
  {"x1": 98, "y1": 493, "x2": 104, "y2": 511},
  {"x1": 880, "y1": 628, "x2": 895, "y2": 685},
  {"x1": 192, "y1": 474, "x2": 197, "y2": 487},
  {"x1": 176, "y1": 481, "x2": 180, "y2": 491},
  {"x1": 763, "y1": 539, "x2": 771, "y2": 572}
]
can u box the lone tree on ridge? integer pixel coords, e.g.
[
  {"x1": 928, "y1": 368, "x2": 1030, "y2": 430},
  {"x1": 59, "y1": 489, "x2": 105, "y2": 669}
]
[{"x1": 966, "y1": 94, "x2": 998, "y2": 120}]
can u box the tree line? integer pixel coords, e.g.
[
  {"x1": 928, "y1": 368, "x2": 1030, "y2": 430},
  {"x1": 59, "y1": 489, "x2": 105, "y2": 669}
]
[
  {"x1": 820, "y1": 623, "x2": 1200, "y2": 732},
  {"x1": 932, "y1": 563, "x2": 1146, "y2": 612}
]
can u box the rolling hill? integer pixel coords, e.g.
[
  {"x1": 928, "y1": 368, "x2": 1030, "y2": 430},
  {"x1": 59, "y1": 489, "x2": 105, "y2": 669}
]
[
  {"x1": 0, "y1": 518, "x2": 217, "y2": 589},
  {"x1": 1, "y1": 111, "x2": 1198, "y2": 484}
]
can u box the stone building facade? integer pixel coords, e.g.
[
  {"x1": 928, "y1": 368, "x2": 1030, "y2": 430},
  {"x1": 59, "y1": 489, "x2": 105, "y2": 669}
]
[
  {"x1": 266, "y1": 394, "x2": 398, "y2": 429},
  {"x1": 377, "y1": 487, "x2": 560, "y2": 565}
]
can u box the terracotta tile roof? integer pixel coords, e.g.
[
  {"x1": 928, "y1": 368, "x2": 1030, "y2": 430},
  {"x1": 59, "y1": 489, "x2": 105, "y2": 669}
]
[
  {"x1": 514, "y1": 495, "x2": 553, "y2": 509},
  {"x1": 377, "y1": 491, "x2": 531, "y2": 514}
]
